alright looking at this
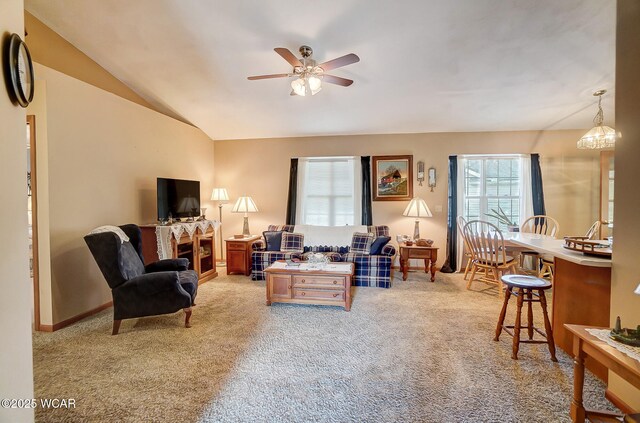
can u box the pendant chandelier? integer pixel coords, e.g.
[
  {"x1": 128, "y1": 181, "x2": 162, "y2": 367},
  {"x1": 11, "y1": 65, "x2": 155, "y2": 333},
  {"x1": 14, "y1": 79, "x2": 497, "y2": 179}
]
[{"x1": 577, "y1": 90, "x2": 616, "y2": 149}]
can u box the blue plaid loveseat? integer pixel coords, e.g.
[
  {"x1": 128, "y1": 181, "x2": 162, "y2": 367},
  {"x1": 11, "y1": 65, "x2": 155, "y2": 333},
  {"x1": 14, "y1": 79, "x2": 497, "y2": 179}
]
[{"x1": 251, "y1": 225, "x2": 396, "y2": 288}]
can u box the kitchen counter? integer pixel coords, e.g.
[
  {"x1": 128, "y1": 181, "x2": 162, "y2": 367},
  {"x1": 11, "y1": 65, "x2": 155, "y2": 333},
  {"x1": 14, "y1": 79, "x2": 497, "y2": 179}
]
[{"x1": 504, "y1": 232, "x2": 611, "y2": 268}]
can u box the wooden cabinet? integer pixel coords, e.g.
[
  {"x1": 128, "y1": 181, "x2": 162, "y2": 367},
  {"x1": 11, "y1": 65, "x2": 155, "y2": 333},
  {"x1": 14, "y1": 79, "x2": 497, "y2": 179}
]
[
  {"x1": 268, "y1": 274, "x2": 292, "y2": 300},
  {"x1": 225, "y1": 236, "x2": 260, "y2": 276},
  {"x1": 265, "y1": 263, "x2": 354, "y2": 311},
  {"x1": 140, "y1": 225, "x2": 218, "y2": 284}
]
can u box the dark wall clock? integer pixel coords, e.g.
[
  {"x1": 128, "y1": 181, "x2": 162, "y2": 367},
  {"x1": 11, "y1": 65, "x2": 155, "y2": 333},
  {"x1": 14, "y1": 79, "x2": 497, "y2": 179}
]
[{"x1": 5, "y1": 33, "x2": 35, "y2": 107}]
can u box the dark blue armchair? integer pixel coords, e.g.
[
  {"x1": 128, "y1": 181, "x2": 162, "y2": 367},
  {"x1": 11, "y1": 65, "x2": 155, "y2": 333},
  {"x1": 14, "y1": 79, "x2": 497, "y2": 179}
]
[{"x1": 84, "y1": 224, "x2": 198, "y2": 334}]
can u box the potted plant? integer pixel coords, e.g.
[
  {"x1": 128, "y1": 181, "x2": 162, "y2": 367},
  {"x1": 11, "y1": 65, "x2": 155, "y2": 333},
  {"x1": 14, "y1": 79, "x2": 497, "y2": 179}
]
[{"x1": 485, "y1": 207, "x2": 519, "y2": 232}]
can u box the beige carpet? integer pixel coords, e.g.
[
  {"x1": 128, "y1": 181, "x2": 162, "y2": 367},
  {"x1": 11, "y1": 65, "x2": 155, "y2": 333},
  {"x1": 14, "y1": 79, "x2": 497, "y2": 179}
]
[{"x1": 33, "y1": 271, "x2": 615, "y2": 422}]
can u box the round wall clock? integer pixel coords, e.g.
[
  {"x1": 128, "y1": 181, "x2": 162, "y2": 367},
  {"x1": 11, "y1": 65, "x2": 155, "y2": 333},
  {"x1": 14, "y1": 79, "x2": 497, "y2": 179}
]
[{"x1": 6, "y1": 33, "x2": 35, "y2": 107}]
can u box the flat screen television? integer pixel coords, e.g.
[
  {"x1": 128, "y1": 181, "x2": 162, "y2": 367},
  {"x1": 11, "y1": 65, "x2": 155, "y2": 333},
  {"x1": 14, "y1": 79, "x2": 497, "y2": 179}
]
[{"x1": 157, "y1": 177, "x2": 200, "y2": 220}]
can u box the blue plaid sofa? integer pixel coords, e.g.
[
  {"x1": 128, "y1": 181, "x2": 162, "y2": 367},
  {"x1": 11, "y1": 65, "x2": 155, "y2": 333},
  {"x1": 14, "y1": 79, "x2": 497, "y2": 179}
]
[{"x1": 251, "y1": 225, "x2": 396, "y2": 288}]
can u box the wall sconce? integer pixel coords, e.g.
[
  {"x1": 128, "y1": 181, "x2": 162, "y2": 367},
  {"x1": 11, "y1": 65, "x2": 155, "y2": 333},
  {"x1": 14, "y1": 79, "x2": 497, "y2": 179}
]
[
  {"x1": 417, "y1": 161, "x2": 425, "y2": 186},
  {"x1": 428, "y1": 167, "x2": 436, "y2": 191}
]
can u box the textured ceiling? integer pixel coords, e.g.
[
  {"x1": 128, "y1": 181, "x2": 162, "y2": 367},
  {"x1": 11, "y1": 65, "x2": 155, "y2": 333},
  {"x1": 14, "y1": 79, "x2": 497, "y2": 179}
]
[{"x1": 25, "y1": 0, "x2": 616, "y2": 140}]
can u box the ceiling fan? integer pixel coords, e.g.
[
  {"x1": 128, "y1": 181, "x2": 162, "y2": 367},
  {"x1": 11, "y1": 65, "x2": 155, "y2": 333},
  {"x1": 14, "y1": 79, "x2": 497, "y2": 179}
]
[{"x1": 247, "y1": 45, "x2": 360, "y2": 96}]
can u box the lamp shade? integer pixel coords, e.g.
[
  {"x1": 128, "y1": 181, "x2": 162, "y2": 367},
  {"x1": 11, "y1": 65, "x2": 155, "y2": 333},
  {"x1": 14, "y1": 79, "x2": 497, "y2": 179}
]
[
  {"x1": 211, "y1": 188, "x2": 229, "y2": 202},
  {"x1": 402, "y1": 197, "x2": 432, "y2": 218},
  {"x1": 635, "y1": 283, "x2": 640, "y2": 295},
  {"x1": 290, "y1": 76, "x2": 322, "y2": 96},
  {"x1": 577, "y1": 125, "x2": 616, "y2": 149},
  {"x1": 231, "y1": 196, "x2": 258, "y2": 213}
]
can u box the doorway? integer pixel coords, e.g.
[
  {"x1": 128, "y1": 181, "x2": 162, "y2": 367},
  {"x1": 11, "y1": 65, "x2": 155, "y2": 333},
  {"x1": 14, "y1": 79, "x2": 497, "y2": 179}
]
[{"x1": 27, "y1": 115, "x2": 40, "y2": 331}]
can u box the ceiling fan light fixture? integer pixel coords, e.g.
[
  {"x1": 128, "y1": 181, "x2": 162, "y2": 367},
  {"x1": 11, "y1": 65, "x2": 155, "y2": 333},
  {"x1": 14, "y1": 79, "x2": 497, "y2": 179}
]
[
  {"x1": 249, "y1": 46, "x2": 358, "y2": 97},
  {"x1": 291, "y1": 78, "x2": 306, "y2": 96},
  {"x1": 290, "y1": 76, "x2": 322, "y2": 96},
  {"x1": 577, "y1": 89, "x2": 616, "y2": 149},
  {"x1": 308, "y1": 76, "x2": 322, "y2": 94}
]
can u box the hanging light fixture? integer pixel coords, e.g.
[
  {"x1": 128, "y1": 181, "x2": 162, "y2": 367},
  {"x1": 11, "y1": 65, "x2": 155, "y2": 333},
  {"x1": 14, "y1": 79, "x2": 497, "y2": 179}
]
[{"x1": 577, "y1": 90, "x2": 616, "y2": 149}]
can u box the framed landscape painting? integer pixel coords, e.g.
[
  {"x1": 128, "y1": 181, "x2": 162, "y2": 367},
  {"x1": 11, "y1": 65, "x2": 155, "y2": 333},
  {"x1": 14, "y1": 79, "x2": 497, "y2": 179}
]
[{"x1": 372, "y1": 155, "x2": 413, "y2": 201}]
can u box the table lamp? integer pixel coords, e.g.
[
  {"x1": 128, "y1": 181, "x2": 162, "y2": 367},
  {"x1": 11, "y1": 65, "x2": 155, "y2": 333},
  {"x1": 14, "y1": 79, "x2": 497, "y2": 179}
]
[
  {"x1": 211, "y1": 188, "x2": 229, "y2": 267},
  {"x1": 402, "y1": 197, "x2": 432, "y2": 240},
  {"x1": 232, "y1": 196, "x2": 258, "y2": 236}
]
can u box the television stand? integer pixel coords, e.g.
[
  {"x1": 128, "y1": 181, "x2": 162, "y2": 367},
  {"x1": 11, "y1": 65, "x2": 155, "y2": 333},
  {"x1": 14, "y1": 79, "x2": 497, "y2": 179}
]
[{"x1": 140, "y1": 223, "x2": 218, "y2": 284}]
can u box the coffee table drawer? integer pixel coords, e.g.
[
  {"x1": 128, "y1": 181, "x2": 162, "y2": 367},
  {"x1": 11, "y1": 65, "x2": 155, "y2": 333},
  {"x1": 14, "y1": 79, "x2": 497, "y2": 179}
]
[
  {"x1": 292, "y1": 275, "x2": 346, "y2": 287},
  {"x1": 293, "y1": 288, "x2": 345, "y2": 301}
]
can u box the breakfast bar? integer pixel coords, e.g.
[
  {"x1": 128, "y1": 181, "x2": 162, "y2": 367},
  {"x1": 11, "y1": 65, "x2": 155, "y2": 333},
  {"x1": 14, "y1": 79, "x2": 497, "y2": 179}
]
[{"x1": 505, "y1": 233, "x2": 612, "y2": 380}]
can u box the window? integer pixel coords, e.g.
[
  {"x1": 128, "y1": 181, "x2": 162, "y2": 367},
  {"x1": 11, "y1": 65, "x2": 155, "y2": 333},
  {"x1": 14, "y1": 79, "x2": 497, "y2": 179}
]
[
  {"x1": 463, "y1": 156, "x2": 522, "y2": 231},
  {"x1": 296, "y1": 157, "x2": 361, "y2": 226}
]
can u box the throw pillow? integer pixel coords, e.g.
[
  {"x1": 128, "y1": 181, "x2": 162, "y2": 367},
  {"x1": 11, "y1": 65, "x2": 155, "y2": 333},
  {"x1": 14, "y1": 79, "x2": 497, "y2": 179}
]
[
  {"x1": 369, "y1": 236, "x2": 391, "y2": 255},
  {"x1": 281, "y1": 232, "x2": 304, "y2": 253},
  {"x1": 263, "y1": 231, "x2": 283, "y2": 251},
  {"x1": 350, "y1": 232, "x2": 374, "y2": 255}
]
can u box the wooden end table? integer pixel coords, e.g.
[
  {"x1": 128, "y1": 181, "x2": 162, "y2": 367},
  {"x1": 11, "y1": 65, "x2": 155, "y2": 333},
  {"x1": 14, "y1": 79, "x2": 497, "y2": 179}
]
[
  {"x1": 565, "y1": 324, "x2": 640, "y2": 422},
  {"x1": 225, "y1": 235, "x2": 260, "y2": 276},
  {"x1": 399, "y1": 243, "x2": 438, "y2": 282}
]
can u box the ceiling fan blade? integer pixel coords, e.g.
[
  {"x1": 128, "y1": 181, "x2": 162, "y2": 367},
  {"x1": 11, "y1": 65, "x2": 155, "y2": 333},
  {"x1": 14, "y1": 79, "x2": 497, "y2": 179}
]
[
  {"x1": 318, "y1": 53, "x2": 360, "y2": 72},
  {"x1": 323, "y1": 74, "x2": 353, "y2": 87},
  {"x1": 274, "y1": 48, "x2": 303, "y2": 67},
  {"x1": 247, "y1": 73, "x2": 290, "y2": 80}
]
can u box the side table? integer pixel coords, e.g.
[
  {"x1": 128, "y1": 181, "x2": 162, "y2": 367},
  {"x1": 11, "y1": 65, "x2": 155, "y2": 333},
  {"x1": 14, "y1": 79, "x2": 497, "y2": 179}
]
[
  {"x1": 399, "y1": 243, "x2": 438, "y2": 282},
  {"x1": 565, "y1": 324, "x2": 640, "y2": 423},
  {"x1": 225, "y1": 235, "x2": 260, "y2": 276}
]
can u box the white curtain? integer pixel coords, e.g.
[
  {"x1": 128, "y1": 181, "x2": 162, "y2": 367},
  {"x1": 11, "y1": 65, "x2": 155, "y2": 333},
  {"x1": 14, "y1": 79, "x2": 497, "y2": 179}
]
[
  {"x1": 519, "y1": 155, "x2": 534, "y2": 225},
  {"x1": 353, "y1": 158, "x2": 362, "y2": 224},
  {"x1": 456, "y1": 156, "x2": 466, "y2": 272},
  {"x1": 295, "y1": 159, "x2": 309, "y2": 224}
]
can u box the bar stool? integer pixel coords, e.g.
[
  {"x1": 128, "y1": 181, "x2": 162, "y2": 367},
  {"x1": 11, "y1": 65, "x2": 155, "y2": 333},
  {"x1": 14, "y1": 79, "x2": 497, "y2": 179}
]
[{"x1": 494, "y1": 274, "x2": 557, "y2": 361}]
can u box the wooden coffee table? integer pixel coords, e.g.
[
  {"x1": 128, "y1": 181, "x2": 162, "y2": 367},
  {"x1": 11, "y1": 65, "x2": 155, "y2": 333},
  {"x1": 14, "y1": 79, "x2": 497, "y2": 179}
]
[
  {"x1": 399, "y1": 243, "x2": 438, "y2": 282},
  {"x1": 265, "y1": 261, "x2": 355, "y2": 311}
]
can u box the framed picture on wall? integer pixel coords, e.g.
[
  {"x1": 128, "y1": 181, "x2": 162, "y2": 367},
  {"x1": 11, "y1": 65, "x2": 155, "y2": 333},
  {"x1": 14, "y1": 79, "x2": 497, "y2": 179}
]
[{"x1": 372, "y1": 155, "x2": 413, "y2": 201}]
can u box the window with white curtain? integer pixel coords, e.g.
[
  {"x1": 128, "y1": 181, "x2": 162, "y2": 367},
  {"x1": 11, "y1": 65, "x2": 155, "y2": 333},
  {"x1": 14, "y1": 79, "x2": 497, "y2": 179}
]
[
  {"x1": 296, "y1": 157, "x2": 361, "y2": 226},
  {"x1": 462, "y1": 156, "x2": 523, "y2": 231}
]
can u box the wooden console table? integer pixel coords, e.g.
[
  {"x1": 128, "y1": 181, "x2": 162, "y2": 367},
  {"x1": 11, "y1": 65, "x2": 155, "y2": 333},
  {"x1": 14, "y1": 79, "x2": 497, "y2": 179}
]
[
  {"x1": 565, "y1": 324, "x2": 640, "y2": 422},
  {"x1": 265, "y1": 261, "x2": 354, "y2": 311},
  {"x1": 399, "y1": 243, "x2": 438, "y2": 281}
]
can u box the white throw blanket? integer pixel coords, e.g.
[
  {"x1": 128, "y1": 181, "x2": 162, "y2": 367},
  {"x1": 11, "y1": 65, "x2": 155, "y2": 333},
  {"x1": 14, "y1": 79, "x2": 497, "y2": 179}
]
[
  {"x1": 88, "y1": 226, "x2": 130, "y2": 244},
  {"x1": 293, "y1": 224, "x2": 368, "y2": 247}
]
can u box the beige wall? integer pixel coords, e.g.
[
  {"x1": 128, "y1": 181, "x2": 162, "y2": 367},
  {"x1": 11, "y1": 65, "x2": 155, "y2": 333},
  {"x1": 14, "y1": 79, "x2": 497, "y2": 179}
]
[
  {"x1": 24, "y1": 12, "x2": 156, "y2": 113},
  {"x1": 0, "y1": 2, "x2": 35, "y2": 422},
  {"x1": 609, "y1": 0, "x2": 640, "y2": 410},
  {"x1": 27, "y1": 64, "x2": 215, "y2": 325},
  {"x1": 214, "y1": 131, "x2": 599, "y2": 263}
]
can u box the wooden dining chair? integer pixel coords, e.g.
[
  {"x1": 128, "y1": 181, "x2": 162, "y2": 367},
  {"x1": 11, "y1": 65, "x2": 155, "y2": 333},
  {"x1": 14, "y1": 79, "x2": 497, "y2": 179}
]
[
  {"x1": 457, "y1": 216, "x2": 473, "y2": 280},
  {"x1": 519, "y1": 215, "x2": 560, "y2": 273},
  {"x1": 463, "y1": 220, "x2": 518, "y2": 297},
  {"x1": 585, "y1": 220, "x2": 601, "y2": 240},
  {"x1": 520, "y1": 215, "x2": 560, "y2": 237},
  {"x1": 539, "y1": 220, "x2": 601, "y2": 280}
]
